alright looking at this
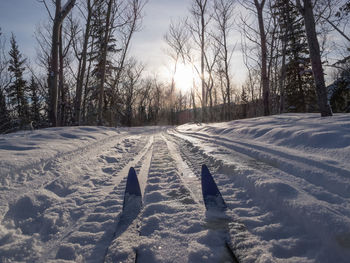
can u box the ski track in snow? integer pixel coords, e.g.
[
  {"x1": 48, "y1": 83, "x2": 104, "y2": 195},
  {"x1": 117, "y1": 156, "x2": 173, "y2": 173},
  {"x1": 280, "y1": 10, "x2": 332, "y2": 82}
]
[
  {"x1": 166, "y1": 131, "x2": 317, "y2": 262},
  {"x1": 105, "y1": 135, "x2": 234, "y2": 263},
  {"x1": 167, "y1": 116, "x2": 350, "y2": 262},
  {"x1": 0, "y1": 128, "x2": 155, "y2": 262},
  {"x1": 0, "y1": 114, "x2": 350, "y2": 262}
]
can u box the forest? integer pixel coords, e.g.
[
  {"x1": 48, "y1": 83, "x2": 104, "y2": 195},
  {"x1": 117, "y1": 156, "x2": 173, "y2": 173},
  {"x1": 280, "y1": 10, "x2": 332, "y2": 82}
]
[{"x1": 0, "y1": 0, "x2": 349, "y2": 133}]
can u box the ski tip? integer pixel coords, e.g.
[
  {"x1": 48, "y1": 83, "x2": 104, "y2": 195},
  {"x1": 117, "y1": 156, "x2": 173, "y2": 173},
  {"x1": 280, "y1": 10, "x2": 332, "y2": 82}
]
[
  {"x1": 201, "y1": 164, "x2": 210, "y2": 175},
  {"x1": 125, "y1": 167, "x2": 141, "y2": 197},
  {"x1": 123, "y1": 167, "x2": 142, "y2": 211},
  {"x1": 200, "y1": 164, "x2": 227, "y2": 211},
  {"x1": 201, "y1": 164, "x2": 219, "y2": 197}
]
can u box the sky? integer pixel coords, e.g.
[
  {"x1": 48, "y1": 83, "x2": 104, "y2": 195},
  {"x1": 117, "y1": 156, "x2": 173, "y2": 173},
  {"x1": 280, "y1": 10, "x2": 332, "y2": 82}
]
[
  {"x1": 0, "y1": 0, "x2": 247, "y2": 91},
  {"x1": 0, "y1": 0, "x2": 45, "y2": 57}
]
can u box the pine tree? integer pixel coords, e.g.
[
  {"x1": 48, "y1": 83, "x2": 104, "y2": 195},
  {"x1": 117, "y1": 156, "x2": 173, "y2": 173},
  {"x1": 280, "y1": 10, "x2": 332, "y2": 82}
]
[
  {"x1": 0, "y1": 88, "x2": 11, "y2": 133},
  {"x1": 273, "y1": 0, "x2": 317, "y2": 112},
  {"x1": 7, "y1": 34, "x2": 29, "y2": 127},
  {"x1": 29, "y1": 76, "x2": 41, "y2": 127}
]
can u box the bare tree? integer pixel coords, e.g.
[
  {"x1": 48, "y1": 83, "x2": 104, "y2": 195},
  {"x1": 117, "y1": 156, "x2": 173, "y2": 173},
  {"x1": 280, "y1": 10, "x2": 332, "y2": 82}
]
[
  {"x1": 110, "y1": 0, "x2": 147, "y2": 126},
  {"x1": 204, "y1": 41, "x2": 220, "y2": 121},
  {"x1": 45, "y1": 0, "x2": 76, "y2": 127},
  {"x1": 57, "y1": 19, "x2": 75, "y2": 126},
  {"x1": 295, "y1": 0, "x2": 333, "y2": 116},
  {"x1": 0, "y1": 28, "x2": 11, "y2": 93},
  {"x1": 119, "y1": 58, "x2": 144, "y2": 127},
  {"x1": 40, "y1": 0, "x2": 76, "y2": 126},
  {"x1": 73, "y1": 0, "x2": 95, "y2": 125},
  {"x1": 238, "y1": 0, "x2": 271, "y2": 116},
  {"x1": 113, "y1": 0, "x2": 146, "y2": 88},
  {"x1": 315, "y1": 0, "x2": 350, "y2": 67},
  {"x1": 164, "y1": 19, "x2": 189, "y2": 124},
  {"x1": 239, "y1": 5, "x2": 263, "y2": 116},
  {"x1": 164, "y1": 20, "x2": 189, "y2": 91},
  {"x1": 35, "y1": 22, "x2": 53, "y2": 74},
  {"x1": 212, "y1": 0, "x2": 235, "y2": 120},
  {"x1": 97, "y1": 0, "x2": 114, "y2": 125},
  {"x1": 188, "y1": 0, "x2": 210, "y2": 122},
  {"x1": 316, "y1": 0, "x2": 350, "y2": 42}
]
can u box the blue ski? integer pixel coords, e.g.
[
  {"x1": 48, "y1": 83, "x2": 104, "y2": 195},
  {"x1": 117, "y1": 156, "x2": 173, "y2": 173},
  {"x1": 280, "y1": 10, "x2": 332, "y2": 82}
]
[
  {"x1": 201, "y1": 165, "x2": 239, "y2": 262},
  {"x1": 123, "y1": 167, "x2": 142, "y2": 211},
  {"x1": 104, "y1": 167, "x2": 141, "y2": 262},
  {"x1": 200, "y1": 164, "x2": 227, "y2": 211}
]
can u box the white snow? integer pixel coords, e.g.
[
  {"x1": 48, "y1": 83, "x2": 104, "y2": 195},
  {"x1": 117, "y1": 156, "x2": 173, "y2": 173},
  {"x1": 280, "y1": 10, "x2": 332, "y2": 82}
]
[{"x1": 0, "y1": 113, "x2": 349, "y2": 262}]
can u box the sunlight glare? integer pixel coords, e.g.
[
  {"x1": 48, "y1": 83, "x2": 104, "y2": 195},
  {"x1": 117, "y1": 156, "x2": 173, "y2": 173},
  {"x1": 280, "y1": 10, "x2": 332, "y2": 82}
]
[{"x1": 173, "y1": 63, "x2": 194, "y2": 93}]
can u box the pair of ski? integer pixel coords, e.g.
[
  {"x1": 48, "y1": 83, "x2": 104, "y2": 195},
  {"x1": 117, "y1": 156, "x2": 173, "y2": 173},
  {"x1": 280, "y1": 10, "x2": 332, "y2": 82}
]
[
  {"x1": 118, "y1": 165, "x2": 239, "y2": 262},
  {"x1": 122, "y1": 164, "x2": 225, "y2": 210}
]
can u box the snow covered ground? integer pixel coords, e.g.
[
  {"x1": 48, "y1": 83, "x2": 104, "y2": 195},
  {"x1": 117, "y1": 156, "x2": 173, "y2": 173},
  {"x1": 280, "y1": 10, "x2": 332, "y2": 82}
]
[{"x1": 0, "y1": 113, "x2": 349, "y2": 262}]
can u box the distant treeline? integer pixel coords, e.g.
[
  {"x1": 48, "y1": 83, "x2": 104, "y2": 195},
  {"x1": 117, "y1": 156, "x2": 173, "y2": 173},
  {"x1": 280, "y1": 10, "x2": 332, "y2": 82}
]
[{"x1": 1, "y1": 0, "x2": 350, "y2": 134}]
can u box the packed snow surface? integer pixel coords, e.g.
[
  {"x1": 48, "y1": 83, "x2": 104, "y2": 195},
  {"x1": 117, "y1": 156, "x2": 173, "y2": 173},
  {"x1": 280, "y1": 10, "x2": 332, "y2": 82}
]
[{"x1": 0, "y1": 113, "x2": 349, "y2": 262}]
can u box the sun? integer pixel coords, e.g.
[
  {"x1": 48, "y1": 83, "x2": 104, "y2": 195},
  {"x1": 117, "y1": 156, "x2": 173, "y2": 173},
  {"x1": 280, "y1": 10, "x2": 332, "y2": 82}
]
[{"x1": 173, "y1": 63, "x2": 194, "y2": 93}]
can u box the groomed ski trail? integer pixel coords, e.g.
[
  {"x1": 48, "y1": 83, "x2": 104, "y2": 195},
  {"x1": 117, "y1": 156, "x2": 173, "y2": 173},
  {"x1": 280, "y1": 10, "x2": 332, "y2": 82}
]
[
  {"x1": 134, "y1": 136, "x2": 235, "y2": 262},
  {"x1": 168, "y1": 128, "x2": 350, "y2": 262},
  {"x1": 3, "y1": 124, "x2": 348, "y2": 262},
  {"x1": 46, "y1": 135, "x2": 154, "y2": 262},
  {"x1": 1, "y1": 133, "x2": 153, "y2": 262}
]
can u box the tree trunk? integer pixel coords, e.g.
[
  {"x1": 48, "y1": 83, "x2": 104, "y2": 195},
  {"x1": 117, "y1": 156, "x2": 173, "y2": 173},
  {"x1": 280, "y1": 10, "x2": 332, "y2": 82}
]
[
  {"x1": 58, "y1": 25, "x2": 65, "y2": 126},
  {"x1": 74, "y1": 0, "x2": 92, "y2": 125},
  {"x1": 200, "y1": 1, "x2": 207, "y2": 122},
  {"x1": 224, "y1": 38, "x2": 231, "y2": 120},
  {"x1": 254, "y1": 0, "x2": 270, "y2": 116},
  {"x1": 48, "y1": 0, "x2": 61, "y2": 127},
  {"x1": 297, "y1": 0, "x2": 332, "y2": 117},
  {"x1": 48, "y1": 0, "x2": 76, "y2": 127},
  {"x1": 82, "y1": 38, "x2": 94, "y2": 124},
  {"x1": 110, "y1": 0, "x2": 142, "y2": 126},
  {"x1": 279, "y1": 41, "x2": 287, "y2": 113},
  {"x1": 98, "y1": 0, "x2": 113, "y2": 125}
]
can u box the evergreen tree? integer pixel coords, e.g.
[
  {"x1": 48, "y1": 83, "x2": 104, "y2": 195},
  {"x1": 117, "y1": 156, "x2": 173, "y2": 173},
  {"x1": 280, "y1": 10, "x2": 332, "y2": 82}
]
[
  {"x1": 0, "y1": 88, "x2": 11, "y2": 133},
  {"x1": 0, "y1": 28, "x2": 12, "y2": 132},
  {"x1": 29, "y1": 76, "x2": 41, "y2": 127},
  {"x1": 329, "y1": 65, "x2": 350, "y2": 113},
  {"x1": 273, "y1": 0, "x2": 317, "y2": 112},
  {"x1": 7, "y1": 33, "x2": 29, "y2": 127}
]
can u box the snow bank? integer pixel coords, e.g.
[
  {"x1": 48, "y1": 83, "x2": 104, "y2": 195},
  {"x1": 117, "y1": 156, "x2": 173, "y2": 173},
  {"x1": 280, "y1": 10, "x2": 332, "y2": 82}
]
[
  {"x1": 175, "y1": 113, "x2": 350, "y2": 262},
  {"x1": 0, "y1": 126, "x2": 121, "y2": 177}
]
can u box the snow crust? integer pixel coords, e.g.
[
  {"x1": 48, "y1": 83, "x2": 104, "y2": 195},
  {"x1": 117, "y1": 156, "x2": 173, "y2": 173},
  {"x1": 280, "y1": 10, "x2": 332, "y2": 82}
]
[{"x1": 0, "y1": 114, "x2": 349, "y2": 262}]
